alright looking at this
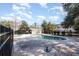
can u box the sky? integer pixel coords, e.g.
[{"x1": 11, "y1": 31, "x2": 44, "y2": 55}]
[{"x1": 0, "y1": 3, "x2": 67, "y2": 25}]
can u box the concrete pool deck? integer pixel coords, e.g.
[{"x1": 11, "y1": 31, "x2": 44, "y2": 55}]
[{"x1": 12, "y1": 34, "x2": 79, "y2": 56}]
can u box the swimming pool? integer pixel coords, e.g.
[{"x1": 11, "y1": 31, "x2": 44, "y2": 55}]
[{"x1": 38, "y1": 34, "x2": 67, "y2": 41}]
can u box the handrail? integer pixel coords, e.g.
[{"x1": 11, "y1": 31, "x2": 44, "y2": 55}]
[
  {"x1": 0, "y1": 32, "x2": 9, "y2": 36},
  {"x1": 0, "y1": 34, "x2": 10, "y2": 50}
]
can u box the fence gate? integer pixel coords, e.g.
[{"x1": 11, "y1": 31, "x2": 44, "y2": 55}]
[{"x1": 0, "y1": 25, "x2": 13, "y2": 56}]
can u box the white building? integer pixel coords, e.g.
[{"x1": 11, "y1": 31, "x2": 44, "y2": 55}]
[
  {"x1": 30, "y1": 27, "x2": 42, "y2": 34},
  {"x1": 55, "y1": 25, "x2": 76, "y2": 32}
]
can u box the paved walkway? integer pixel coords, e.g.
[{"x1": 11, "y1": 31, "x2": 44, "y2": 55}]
[{"x1": 12, "y1": 35, "x2": 79, "y2": 56}]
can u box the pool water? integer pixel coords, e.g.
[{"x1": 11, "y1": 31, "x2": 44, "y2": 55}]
[{"x1": 39, "y1": 35, "x2": 66, "y2": 40}]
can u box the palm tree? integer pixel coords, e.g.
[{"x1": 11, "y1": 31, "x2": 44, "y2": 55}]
[{"x1": 41, "y1": 20, "x2": 56, "y2": 34}]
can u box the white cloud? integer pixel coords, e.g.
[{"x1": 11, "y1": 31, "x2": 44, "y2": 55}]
[
  {"x1": 13, "y1": 4, "x2": 19, "y2": 10},
  {"x1": 36, "y1": 15, "x2": 47, "y2": 25},
  {"x1": 12, "y1": 4, "x2": 32, "y2": 19},
  {"x1": 48, "y1": 6, "x2": 67, "y2": 15},
  {"x1": 49, "y1": 16, "x2": 60, "y2": 22},
  {"x1": 9, "y1": 13, "x2": 15, "y2": 17},
  {"x1": 13, "y1": 4, "x2": 26, "y2": 11},
  {"x1": 16, "y1": 16, "x2": 22, "y2": 20},
  {"x1": 49, "y1": 6, "x2": 63, "y2": 12},
  {"x1": 19, "y1": 3, "x2": 31, "y2": 9},
  {"x1": 15, "y1": 11, "x2": 32, "y2": 19},
  {"x1": 39, "y1": 3, "x2": 48, "y2": 8},
  {"x1": 0, "y1": 12, "x2": 15, "y2": 22},
  {"x1": 28, "y1": 11, "x2": 32, "y2": 15},
  {"x1": 0, "y1": 16, "x2": 14, "y2": 21},
  {"x1": 37, "y1": 16, "x2": 46, "y2": 20},
  {"x1": 23, "y1": 13, "x2": 32, "y2": 19}
]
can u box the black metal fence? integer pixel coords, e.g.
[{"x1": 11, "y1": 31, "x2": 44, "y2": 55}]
[{"x1": 0, "y1": 25, "x2": 13, "y2": 56}]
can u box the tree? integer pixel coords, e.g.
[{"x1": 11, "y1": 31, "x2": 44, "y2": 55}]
[
  {"x1": 47, "y1": 22, "x2": 55, "y2": 31},
  {"x1": 41, "y1": 20, "x2": 48, "y2": 33},
  {"x1": 41, "y1": 20, "x2": 56, "y2": 34},
  {"x1": 47, "y1": 22, "x2": 56, "y2": 34},
  {"x1": 34, "y1": 22, "x2": 37, "y2": 28},
  {"x1": 74, "y1": 17, "x2": 79, "y2": 32},
  {"x1": 19, "y1": 20, "x2": 29, "y2": 30},
  {"x1": 62, "y1": 3, "x2": 79, "y2": 32},
  {"x1": 41, "y1": 20, "x2": 47, "y2": 28},
  {"x1": 16, "y1": 20, "x2": 32, "y2": 34},
  {"x1": 1, "y1": 20, "x2": 14, "y2": 29}
]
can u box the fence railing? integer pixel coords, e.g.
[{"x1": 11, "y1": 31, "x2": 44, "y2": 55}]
[{"x1": 0, "y1": 25, "x2": 13, "y2": 56}]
